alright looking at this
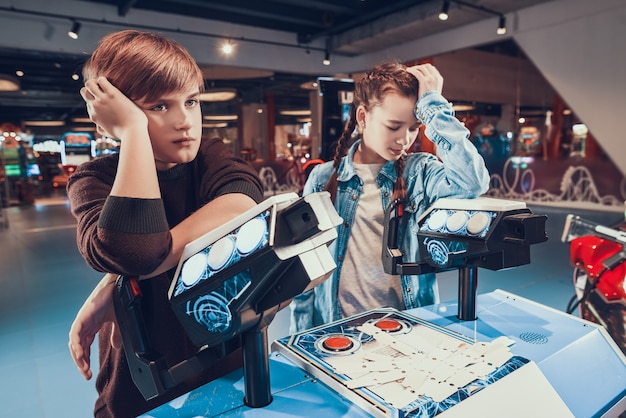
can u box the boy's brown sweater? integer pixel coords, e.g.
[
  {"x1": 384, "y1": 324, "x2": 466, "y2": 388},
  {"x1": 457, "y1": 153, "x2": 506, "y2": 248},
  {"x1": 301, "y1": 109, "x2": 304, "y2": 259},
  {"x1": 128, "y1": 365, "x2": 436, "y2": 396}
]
[{"x1": 68, "y1": 137, "x2": 263, "y2": 418}]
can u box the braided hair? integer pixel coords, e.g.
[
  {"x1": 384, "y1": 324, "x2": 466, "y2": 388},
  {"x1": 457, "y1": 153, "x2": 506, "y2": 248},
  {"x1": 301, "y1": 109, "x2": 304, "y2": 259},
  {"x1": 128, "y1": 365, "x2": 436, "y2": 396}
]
[{"x1": 324, "y1": 62, "x2": 419, "y2": 203}]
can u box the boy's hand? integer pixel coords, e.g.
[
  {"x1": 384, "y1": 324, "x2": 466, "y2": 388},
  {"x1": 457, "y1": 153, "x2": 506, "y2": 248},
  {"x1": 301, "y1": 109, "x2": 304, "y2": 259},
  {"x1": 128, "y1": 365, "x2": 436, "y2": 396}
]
[
  {"x1": 406, "y1": 63, "x2": 444, "y2": 98},
  {"x1": 68, "y1": 273, "x2": 122, "y2": 380},
  {"x1": 80, "y1": 76, "x2": 148, "y2": 141}
]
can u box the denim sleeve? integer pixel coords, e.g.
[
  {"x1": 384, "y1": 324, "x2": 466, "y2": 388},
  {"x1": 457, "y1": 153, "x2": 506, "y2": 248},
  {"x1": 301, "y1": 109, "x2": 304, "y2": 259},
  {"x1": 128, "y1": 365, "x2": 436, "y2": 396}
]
[
  {"x1": 289, "y1": 290, "x2": 315, "y2": 333},
  {"x1": 412, "y1": 91, "x2": 490, "y2": 203},
  {"x1": 303, "y1": 162, "x2": 333, "y2": 196}
]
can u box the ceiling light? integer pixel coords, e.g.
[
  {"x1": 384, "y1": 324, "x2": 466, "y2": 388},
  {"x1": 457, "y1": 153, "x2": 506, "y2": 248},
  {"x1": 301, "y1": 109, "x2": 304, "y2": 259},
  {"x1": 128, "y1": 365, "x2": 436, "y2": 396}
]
[
  {"x1": 198, "y1": 88, "x2": 237, "y2": 102},
  {"x1": 439, "y1": 1, "x2": 450, "y2": 21},
  {"x1": 23, "y1": 120, "x2": 66, "y2": 127},
  {"x1": 202, "y1": 122, "x2": 229, "y2": 128},
  {"x1": 203, "y1": 115, "x2": 238, "y2": 121},
  {"x1": 221, "y1": 40, "x2": 234, "y2": 55},
  {"x1": 299, "y1": 80, "x2": 319, "y2": 90},
  {"x1": 15, "y1": 70, "x2": 24, "y2": 77},
  {"x1": 323, "y1": 51, "x2": 330, "y2": 66},
  {"x1": 68, "y1": 21, "x2": 81, "y2": 39},
  {"x1": 497, "y1": 15, "x2": 507, "y2": 35},
  {"x1": 280, "y1": 110, "x2": 311, "y2": 116},
  {"x1": 0, "y1": 74, "x2": 20, "y2": 91},
  {"x1": 71, "y1": 117, "x2": 93, "y2": 123},
  {"x1": 452, "y1": 104, "x2": 475, "y2": 112}
]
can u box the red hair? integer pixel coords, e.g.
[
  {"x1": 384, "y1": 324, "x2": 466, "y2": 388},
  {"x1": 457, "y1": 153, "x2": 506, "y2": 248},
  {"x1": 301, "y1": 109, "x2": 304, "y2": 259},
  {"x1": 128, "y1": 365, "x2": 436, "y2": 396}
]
[{"x1": 83, "y1": 30, "x2": 204, "y2": 102}]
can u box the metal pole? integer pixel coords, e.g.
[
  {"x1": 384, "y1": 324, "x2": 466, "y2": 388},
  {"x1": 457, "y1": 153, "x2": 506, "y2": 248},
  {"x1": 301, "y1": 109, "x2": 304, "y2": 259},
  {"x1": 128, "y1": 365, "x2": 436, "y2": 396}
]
[
  {"x1": 242, "y1": 326, "x2": 272, "y2": 408},
  {"x1": 458, "y1": 266, "x2": 478, "y2": 320}
]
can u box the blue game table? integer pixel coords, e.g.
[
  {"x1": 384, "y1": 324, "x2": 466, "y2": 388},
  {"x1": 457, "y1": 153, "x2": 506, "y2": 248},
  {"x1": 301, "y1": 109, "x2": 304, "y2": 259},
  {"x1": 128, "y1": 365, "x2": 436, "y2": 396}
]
[{"x1": 142, "y1": 290, "x2": 626, "y2": 417}]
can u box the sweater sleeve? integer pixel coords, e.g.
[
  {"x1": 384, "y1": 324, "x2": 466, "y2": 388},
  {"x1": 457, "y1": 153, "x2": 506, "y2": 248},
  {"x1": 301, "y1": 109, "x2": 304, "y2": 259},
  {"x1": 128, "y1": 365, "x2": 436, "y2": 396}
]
[
  {"x1": 197, "y1": 138, "x2": 264, "y2": 204},
  {"x1": 67, "y1": 157, "x2": 171, "y2": 276}
]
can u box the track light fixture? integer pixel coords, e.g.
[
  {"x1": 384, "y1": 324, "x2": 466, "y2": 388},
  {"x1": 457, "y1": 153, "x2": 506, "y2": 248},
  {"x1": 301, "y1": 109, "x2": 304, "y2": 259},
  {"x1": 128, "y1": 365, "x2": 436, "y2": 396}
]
[
  {"x1": 497, "y1": 15, "x2": 507, "y2": 35},
  {"x1": 323, "y1": 50, "x2": 330, "y2": 66},
  {"x1": 68, "y1": 21, "x2": 81, "y2": 39},
  {"x1": 438, "y1": 1, "x2": 507, "y2": 35},
  {"x1": 439, "y1": 1, "x2": 450, "y2": 21}
]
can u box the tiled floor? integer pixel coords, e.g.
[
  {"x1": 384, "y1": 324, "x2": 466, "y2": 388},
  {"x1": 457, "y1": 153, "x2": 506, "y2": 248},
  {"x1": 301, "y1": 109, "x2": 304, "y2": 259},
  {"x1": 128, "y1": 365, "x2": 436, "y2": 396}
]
[{"x1": 0, "y1": 191, "x2": 623, "y2": 417}]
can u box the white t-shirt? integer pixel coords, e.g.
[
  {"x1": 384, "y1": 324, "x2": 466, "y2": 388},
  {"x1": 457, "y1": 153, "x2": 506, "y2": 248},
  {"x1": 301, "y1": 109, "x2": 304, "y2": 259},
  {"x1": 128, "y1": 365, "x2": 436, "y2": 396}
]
[{"x1": 339, "y1": 162, "x2": 405, "y2": 317}]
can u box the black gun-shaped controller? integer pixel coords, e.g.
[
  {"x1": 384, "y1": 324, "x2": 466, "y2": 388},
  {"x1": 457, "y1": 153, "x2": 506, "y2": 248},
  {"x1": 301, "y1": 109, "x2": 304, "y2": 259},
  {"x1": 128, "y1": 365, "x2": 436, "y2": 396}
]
[
  {"x1": 114, "y1": 192, "x2": 342, "y2": 407},
  {"x1": 383, "y1": 197, "x2": 548, "y2": 320}
]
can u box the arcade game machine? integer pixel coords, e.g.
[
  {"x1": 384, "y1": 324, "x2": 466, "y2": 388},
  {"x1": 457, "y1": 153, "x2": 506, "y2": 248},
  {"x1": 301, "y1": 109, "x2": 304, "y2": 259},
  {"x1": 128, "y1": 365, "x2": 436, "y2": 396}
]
[
  {"x1": 274, "y1": 197, "x2": 625, "y2": 417},
  {"x1": 562, "y1": 214, "x2": 626, "y2": 354},
  {"x1": 60, "y1": 131, "x2": 94, "y2": 166},
  {"x1": 53, "y1": 132, "x2": 94, "y2": 188},
  {"x1": 93, "y1": 135, "x2": 120, "y2": 157},
  {"x1": 0, "y1": 132, "x2": 37, "y2": 205},
  {"x1": 0, "y1": 142, "x2": 9, "y2": 227},
  {"x1": 133, "y1": 196, "x2": 625, "y2": 417}
]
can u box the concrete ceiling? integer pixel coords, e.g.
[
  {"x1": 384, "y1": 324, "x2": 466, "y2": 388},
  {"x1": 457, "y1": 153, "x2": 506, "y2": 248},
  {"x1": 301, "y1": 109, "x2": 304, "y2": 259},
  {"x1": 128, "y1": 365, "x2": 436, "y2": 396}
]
[{"x1": 0, "y1": 0, "x2": 561, "y2": 131}]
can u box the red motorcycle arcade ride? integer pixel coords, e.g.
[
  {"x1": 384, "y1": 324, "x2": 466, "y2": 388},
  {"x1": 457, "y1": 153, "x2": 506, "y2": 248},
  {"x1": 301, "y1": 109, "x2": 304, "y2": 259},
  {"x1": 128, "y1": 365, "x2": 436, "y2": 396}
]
[{"x1": 562, "y1": 214, "x2": 626, "y2": 355}]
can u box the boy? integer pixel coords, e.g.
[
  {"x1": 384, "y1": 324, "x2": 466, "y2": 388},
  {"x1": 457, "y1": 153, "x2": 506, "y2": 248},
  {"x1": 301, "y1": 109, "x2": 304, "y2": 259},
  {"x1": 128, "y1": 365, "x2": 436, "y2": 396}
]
[{"x1": 67, "y1": 30, "x2": 263, "y2": 417}]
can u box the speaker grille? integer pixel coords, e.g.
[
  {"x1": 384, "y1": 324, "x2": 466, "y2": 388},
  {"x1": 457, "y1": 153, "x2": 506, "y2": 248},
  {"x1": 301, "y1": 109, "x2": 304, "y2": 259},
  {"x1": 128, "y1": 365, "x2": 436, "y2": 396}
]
[{"x1": 519, "y1": 332, "x2": 549, "y2": 344}]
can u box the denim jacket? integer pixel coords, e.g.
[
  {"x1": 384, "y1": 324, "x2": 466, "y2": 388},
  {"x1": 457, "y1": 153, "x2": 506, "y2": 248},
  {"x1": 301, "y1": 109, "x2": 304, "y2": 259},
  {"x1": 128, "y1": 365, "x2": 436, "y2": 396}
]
[{"x1": 289, "y1": 91, "x2": 490, "y2": 333}]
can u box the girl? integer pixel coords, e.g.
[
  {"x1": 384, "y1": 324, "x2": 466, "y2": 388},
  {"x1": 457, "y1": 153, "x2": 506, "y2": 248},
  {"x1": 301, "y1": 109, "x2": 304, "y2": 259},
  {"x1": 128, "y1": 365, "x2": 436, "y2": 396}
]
[{"x1": 290, "y1": 62, "x2": 489, "y2": 332}]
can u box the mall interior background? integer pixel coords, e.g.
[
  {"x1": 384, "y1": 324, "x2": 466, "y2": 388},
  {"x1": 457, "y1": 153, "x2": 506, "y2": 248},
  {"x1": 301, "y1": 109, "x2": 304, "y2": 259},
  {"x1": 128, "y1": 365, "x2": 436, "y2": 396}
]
[{"x1": 0, "y1": 0, "x2": 625, "y2": 416}]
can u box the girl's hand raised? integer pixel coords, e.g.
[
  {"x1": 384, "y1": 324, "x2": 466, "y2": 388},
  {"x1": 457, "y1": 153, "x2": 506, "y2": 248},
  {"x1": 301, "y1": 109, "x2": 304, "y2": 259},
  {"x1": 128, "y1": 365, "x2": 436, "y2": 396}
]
[{"x1": 406, "y1": 63, "x2": 444, "y2": 98}]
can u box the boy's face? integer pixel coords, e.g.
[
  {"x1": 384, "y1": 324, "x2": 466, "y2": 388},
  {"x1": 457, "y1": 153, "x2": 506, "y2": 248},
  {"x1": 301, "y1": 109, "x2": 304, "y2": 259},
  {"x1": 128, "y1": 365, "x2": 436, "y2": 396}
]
[
  {"x1": 137, "y1": 85, "x2": 202, "y2": 170},
  {"x1": 359, "y1": 92, "x2": 421, "y2": 164}
]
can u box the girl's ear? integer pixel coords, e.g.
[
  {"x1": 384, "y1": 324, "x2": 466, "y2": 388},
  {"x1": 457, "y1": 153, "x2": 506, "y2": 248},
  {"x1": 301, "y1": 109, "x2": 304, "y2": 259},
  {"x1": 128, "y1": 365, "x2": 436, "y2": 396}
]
[{"x1": 356, "y1": 104, "x2": 367, "y2": 128}]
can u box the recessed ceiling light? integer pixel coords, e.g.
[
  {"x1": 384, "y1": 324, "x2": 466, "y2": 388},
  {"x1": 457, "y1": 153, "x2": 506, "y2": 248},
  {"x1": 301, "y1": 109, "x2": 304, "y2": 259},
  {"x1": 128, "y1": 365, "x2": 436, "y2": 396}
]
[
  {"x1": 299, "y1": 80, "x2": 319, "y2": 90},
  {"x1": 23, "y1": 120, "x2": 65, "y2": 127},
  {"x1": 0, "y1": 74, "x2": 20, "y2": 91},
  {"x1": 71, "y1": 117, "x2": 93, "y2": 123},
  {"x1": 279, "y1": 109, "x2": 311, "y2": 116},
  {"x1": 452, "y1": 104, "x2": 475, "y2": 112},
  {"x1": 203, "y1": 115, "x2": 238, "y2": 121},
  {"x1": 198, "y1": 88, "x2": 237, "y2": 102},
  {"x1": 202, "y1": 122, "x2": 229, "y2": 128}
]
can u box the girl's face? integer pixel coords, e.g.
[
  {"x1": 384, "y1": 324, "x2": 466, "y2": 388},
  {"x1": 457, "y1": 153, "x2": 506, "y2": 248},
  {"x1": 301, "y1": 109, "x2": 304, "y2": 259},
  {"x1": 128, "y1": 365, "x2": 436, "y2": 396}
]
[
  {"x1": 357, "y1": 92, "x2": 421, "y2": 164},
  {"x1": 136, "y1": 85, "x2": 203, "y2": 171}
]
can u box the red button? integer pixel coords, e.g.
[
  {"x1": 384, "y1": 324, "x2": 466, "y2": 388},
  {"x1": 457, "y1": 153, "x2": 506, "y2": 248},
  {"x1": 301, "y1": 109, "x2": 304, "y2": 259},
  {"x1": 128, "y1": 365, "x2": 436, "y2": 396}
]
[
  {"x1": 375, "y1": 319, "x2": 402, "y2": 332},
  {"x1": 129, "y1": 276, "x2": 142, "y2": 297},
  {"x1": 322, "y1": 336, "x2": 353, "y2": 351}
]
